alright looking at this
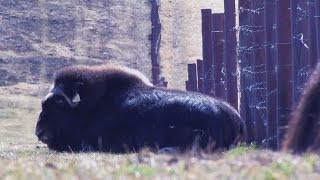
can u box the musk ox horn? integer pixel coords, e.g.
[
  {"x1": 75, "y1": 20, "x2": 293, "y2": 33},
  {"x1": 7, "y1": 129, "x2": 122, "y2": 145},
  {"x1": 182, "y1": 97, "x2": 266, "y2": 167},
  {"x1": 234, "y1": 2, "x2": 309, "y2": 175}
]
[
  {"x1": 72, "y1": 93, "x2": 81, "y2": 103},
  {"x1": 43, "y1": 86, "x2": 80, "y2": 108}
]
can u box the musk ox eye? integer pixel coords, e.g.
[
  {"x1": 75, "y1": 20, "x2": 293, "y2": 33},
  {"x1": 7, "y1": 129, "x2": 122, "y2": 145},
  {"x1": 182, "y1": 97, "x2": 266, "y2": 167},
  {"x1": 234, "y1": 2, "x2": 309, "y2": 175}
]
[{"x1": 55, "y1": 98, "x2": 65, "y2": 105}]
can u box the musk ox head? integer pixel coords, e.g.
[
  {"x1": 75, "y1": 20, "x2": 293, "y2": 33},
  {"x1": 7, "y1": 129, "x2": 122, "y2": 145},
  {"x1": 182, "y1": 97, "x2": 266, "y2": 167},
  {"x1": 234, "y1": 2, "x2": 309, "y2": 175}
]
[
  {"x1": 35, "y1": 64, "x2": 153, "y2": 152},
  {"x1": 35, "y1": 85, "x2": 82, "y2": 151}
]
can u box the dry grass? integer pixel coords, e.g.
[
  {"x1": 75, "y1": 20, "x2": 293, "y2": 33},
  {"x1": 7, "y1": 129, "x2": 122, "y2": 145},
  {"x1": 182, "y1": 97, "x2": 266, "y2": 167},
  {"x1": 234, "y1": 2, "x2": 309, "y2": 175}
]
[
  {"x1": 1, "y1": 144, "x2": 320, "y2": 179},
  {"x1": 0, "y1": 83, "x2": 320, "y2": 179}
]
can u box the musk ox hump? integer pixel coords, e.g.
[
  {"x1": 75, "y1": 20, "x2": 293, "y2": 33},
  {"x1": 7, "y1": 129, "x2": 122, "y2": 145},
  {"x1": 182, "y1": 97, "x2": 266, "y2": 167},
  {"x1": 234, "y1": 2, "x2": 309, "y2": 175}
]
[{"x1": 54, "y1": 64, "x2": 153, "y2": 87}]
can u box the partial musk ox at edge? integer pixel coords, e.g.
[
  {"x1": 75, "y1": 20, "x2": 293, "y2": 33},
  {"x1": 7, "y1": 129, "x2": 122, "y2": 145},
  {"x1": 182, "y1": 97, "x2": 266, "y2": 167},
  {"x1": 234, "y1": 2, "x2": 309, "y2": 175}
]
[
  {"x1": 283, "y1": 64, "x2": 320, "y2": 153},
  {"x1": 35, "y1": 64, "x2": 246, "y2": 153}
]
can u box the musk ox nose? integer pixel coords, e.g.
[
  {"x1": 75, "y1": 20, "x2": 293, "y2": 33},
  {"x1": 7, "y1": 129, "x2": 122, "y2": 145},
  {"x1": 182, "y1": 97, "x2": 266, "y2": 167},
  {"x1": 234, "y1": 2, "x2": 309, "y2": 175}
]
[{"x1": 35, "y1": 129, "x2": 52, "y2": 144}]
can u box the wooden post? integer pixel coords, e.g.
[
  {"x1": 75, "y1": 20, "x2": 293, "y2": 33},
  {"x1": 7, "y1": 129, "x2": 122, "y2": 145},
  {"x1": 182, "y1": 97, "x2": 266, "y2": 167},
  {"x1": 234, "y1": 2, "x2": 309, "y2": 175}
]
[
  {"x1": 186, "y1": 63, "x2": 198, "y2": 92},
  {"x1": 159, "y1": 77, "x2": 168, "y2": 88},
  {"x1": 316, "y1": 0, "x2": 320, "y2": 61},
  {"x1": 291, "y1": 0, "x2": 311, "y2": 105},
  {"x1": 276, "y1": 0, "x2": 293, "y2": 147},
  {"x1": 162, "y1": 81, "x2": 168, "y2": 87},
  {"x1": 150, "y1": 0, "x2": 162, "y2": 86},
  {"x1": 309, "y1": 0, "x2": 318, "y2": 68},
  {"x1": 197, "y1": 59, "x2": 205, "y2": 93},
  {"x1": 265, "y1": 0, "x2": 277, "y2": 149},
  {"x1": 212, "y1": 13, "x2": 226, "y2": 100},
  {"x1": 291, "y1": 0, "x2": 298, "y2": 115},
  {"x1": 201, "y1": 9, "x2": 215, "y2": 96},
  {"x1": 239, "y1": 0, "x2": 255, "y2": 144},
  {"x1": 224, "y1": 0, "x2": 238, "y2": 108},
  {"x1": 252, "y1": 1, "x2": 267, "y2": 147}
]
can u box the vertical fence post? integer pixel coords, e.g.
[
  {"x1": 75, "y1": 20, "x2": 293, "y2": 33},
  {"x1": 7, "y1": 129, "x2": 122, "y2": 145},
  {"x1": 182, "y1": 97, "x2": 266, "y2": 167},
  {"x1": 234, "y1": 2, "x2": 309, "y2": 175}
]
[
  {"x1": 265, "y1": 0, "x2": 277, "y2": 149},
  {"x1": 150, "y1": 0, "x2": 162, "y2": 86},
  {"x1": 291, "y1": 0, "x2": 311, "y2": 105},
  {"x1": 201, "y1": 9, "x2": 215, "y2": 96},
  {"x1": 239, "y1": 0, "x2": 255, "y2": 144},
  {"x1": 252, "y1": 1, "x2": 267, "y2": 147},
  {"x1": 276, "y1": 0, "x2": 293, "y2": 147},
  {"x1": 212, "y1": 13, "x2": 226, "y2": 100},
  {"x1": 224, "y1": 0, "x2": 238, "y2": 109},
  {"x1": 316, "y1": 0, "x2": 320, "y2": 61},
  {"x1": 197, "y1": 60, "x2": 205, "y2": 93},
  {"x1": 291, "y1": 0, "x2": 299, "y2": 107},
  {"x1": 309, "y1": 0, "x2": 318, "y2": 68},
  {"x1": 186, "y1": 63, "x2": 198, "y2": 92}
]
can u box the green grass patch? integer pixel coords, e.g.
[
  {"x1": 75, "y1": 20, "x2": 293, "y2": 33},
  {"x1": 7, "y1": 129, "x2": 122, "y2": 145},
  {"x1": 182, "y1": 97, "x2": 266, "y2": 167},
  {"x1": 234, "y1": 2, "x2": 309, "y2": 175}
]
[{"x1": 225, "y1": 144, "x2": 257, "y2": 157}]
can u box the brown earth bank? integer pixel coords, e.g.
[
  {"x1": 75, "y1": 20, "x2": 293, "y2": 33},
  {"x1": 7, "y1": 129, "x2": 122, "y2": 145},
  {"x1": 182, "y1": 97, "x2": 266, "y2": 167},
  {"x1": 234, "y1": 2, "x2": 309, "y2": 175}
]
[
  {"x1": 0, "y1": 0, "x2": 224, "y2": 89},
  {"x1": 0, "y1": 0, "x2": 151, "y2": 86}
]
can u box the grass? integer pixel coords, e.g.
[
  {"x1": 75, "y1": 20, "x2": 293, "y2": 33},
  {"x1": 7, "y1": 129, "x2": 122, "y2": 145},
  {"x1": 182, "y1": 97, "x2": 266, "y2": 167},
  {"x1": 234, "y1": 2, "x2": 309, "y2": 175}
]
[
  {"x1": 1, "y1": 83, "x2": 320, "y2": 179},
  {"x1": 1, "y1": 145, "x2": 320, "y2": 179}
]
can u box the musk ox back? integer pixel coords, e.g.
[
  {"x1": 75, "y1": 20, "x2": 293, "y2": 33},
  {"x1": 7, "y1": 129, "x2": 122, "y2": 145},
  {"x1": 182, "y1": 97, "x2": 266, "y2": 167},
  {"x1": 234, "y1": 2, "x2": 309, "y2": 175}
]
[
  {"x1": 282, "y1": 63, "x2": 320, "y2": 153},
  {"x1": 35, "y1": 64, "x2": 246, "y2": 153}
]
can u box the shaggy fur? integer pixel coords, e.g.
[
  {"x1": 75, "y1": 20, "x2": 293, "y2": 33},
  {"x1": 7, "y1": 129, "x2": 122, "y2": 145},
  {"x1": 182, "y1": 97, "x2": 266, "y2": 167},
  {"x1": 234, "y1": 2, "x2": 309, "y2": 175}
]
[
  {"x1": 282, "y1": 63, "x2": 320, "y2": 153},
  {"x1": 35, "y1": 64, "x2": 246, "y2": 153}
]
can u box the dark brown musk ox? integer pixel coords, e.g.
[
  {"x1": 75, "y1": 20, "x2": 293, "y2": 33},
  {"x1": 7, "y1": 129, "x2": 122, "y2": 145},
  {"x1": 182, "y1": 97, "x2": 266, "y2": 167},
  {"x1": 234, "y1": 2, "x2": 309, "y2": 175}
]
[
  {"x1": 282, "y1": 63, "x2": 320, "y2": 153},
  {"x1": 35, "y1": 64, "x2": 246, "y2": 153}
]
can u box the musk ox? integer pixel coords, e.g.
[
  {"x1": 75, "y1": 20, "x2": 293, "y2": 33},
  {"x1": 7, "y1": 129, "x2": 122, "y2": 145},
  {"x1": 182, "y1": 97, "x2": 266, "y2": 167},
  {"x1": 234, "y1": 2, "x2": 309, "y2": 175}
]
[
  {"x1": 282, "y1": 63, "x2": 320, "y2": 153},
  {"x1": 35, "y1": 64, "x2": 246, "y2": 153}
]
